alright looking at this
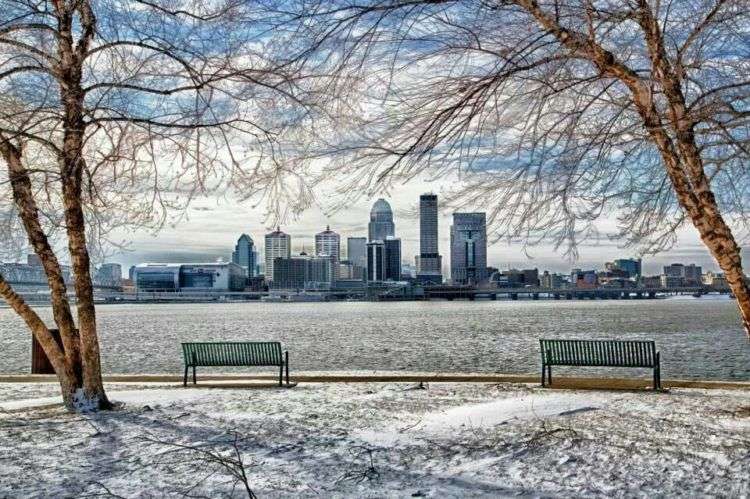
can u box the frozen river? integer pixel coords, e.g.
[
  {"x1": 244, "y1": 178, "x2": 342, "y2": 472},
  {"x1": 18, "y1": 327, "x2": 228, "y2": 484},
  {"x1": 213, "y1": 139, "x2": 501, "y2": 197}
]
[{"x1": 1, "y1": 298, "x2": 748, "y2": 380}]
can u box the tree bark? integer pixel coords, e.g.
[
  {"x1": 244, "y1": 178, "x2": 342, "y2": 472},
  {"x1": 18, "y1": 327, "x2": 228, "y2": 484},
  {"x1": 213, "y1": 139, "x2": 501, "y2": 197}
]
[
  {"x1": 0, "y1": 275, "x2": 80, "y2": 408},
  {"x1": 54, "y1": 0, "x2": 111, "y2": 410}
]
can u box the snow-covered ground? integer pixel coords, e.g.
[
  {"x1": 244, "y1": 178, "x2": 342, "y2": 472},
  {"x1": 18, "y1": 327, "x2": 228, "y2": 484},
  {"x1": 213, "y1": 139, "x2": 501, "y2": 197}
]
[{"x1": 0, "y1": 381, "x2": 748, "y2": 497}]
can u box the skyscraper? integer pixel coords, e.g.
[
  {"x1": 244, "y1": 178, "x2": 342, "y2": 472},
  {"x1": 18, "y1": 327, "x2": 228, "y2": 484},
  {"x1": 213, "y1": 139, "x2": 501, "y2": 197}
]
[
  {"x1": 231, "y1": 234, "x2": 256, "y2": 277},
  {"x1": 368, "y1": 198, "x2": 395, "y2": 241},
  {"x1": 315, "y1": 225, "x2": 340, "y2": 261},
  {"x1": 384, "y1": 237, "x2": 402, "y2": 281},
  {"x1": 416, "y1": 193, "x2": 442, "y2": 283},
  {"x1": 264, "y1": 227, "x2": 291, "y2": 282},
  {"x1": 347, "y1": 237, "x2": 367, "y2": 268},
  {"x1": 450, "y1": 213, "x2": 488, "y2": 285},
  {"x1": 366, "y1": 240, "x2": 386, "y2": 281}
]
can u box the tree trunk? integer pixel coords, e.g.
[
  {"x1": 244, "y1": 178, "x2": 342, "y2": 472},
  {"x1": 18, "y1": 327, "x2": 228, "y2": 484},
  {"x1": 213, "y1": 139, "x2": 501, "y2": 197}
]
[
  {"x1": 0, "y1": 275, "x2": 81, "y2": 408},
  {"x1": 518, "y1": 0, "x2": 750, "y2": 338}
]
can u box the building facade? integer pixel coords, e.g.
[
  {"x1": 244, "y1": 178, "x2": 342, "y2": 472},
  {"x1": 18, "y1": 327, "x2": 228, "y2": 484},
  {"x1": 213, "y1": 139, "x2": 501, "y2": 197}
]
[
  {"x1": 95, "y1": 263, "x2": 122, "y2": 287},
  {"x1": 384, "y1": 237, "x2": 402, "y2": 281},
  {"x1": 450, "y1": 212, "x2": 488, "y2": 285},
  {"x1": 347, "y1": 237, "x2": 367, "y2": 268},
  {"x1": 134, "y1": 263, "x2": 245, "y2": 292},
  {"x1": 231, "y1": 234, "x2": 256, "y2": 278},
  {"x1": 416, "y1": 193, "x2": 442, "y2": 283},
  {"x1": 661, "y1": 263, "x2": 702, "y2": 287},
  {"x1": 368, "y1": 198, "x2": 395, "y2": 242},
  {"x1": 366, "y1": 241, "x2": 386, "y2": 281},
  {"x1": 605, "y1": 258, "x2": 642, "y2": 279},
  {"x1": 271, "y1": 255, "x2": 334, "y2": 290},
  {"x1": 315, "y1": 225, "x2": 341, "y2": 260},
  {"x1": 264, "y1": 227, "x2": 291, "y2": 282}
]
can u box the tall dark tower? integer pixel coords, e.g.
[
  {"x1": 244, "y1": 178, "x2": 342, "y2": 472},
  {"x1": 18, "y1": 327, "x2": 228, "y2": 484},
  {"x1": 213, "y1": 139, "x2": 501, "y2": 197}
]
[{"x1": 416, "y1": 194, "x2": 442, "y2": 284}]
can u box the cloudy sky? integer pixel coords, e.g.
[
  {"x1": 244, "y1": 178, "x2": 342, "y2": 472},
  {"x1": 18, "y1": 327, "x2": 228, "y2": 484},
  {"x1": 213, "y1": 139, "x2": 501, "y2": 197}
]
[{"x1": 109, "y1": 173, "x2": 732, "y2": 278}]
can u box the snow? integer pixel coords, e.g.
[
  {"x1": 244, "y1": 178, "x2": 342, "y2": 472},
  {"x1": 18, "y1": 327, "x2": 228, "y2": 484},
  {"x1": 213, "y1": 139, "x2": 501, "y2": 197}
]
[{"x1": 0, "y1": 381, "x2": 748, "y2": 497}]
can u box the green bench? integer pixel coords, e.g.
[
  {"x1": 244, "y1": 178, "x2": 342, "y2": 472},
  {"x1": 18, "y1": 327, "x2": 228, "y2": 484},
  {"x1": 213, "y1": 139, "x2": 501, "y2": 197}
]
[
  {"x1": 181, "y1": 342, "x2": 291, "y2": 387},
  {"x1": 540, "y1": 339, "x2": 661, "y2": 390}
]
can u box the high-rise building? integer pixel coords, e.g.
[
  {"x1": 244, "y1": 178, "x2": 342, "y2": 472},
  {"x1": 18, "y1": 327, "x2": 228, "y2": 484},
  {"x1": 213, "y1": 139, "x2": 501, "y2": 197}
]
[
  {"x1": 231, "y1": 234, "x2": 256, "y2": 278},
  {"x1": 347, "y1": 237, "x2": 367, "y2": 268},
  {"x1": 271, "y1": 257, "x2": 307, "y2": 290},
  {"x1": 384, "y1": 237, "x2": 402, "y2": 281},
  {"x1": 366, "y1": 241, "x2": 386, "y2": 281},
  {"x1": 272, "y1": 255, "x2": 335, "y2": 290},
  {"x1": 368, "y1": 198, "x2": 395, "y2": 241},
  {"x1": 315, "y1": 225, "x2": 340, "y2": 261},
  {"x1": 264, "y1": 227, "x2": 291, "y2": 282},
  {"x1": 416, "y1": 193, "x2": 442, "y2": 283},
  {"x1": 450, "y1": 212, "x2": 488, "y2": 285}
]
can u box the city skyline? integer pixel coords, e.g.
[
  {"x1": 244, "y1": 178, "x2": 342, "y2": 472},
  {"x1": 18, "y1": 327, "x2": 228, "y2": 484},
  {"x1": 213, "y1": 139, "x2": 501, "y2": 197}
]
[{"x1": 105, "y1": 187, "x2": 744, "y2": 277}]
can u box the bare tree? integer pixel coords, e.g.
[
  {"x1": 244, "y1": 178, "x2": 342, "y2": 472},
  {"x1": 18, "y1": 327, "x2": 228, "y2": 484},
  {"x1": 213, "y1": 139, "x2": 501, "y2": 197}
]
[
  {"x1": 0, "y1": 0, "x2": 310, "y2": 411},
  {"x1": 279, "y1": 0, "x2": 750, "y2": 336}
]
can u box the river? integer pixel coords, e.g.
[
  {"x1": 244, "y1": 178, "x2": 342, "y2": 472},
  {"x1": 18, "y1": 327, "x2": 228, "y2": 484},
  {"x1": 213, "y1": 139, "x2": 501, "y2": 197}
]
[{"x1": 1, "y1": 298, "x2": 748, "y2": 380}]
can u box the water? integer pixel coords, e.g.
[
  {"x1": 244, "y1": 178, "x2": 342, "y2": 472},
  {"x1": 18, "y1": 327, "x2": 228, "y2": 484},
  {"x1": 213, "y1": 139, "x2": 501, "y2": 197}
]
[{"x1": 1, "y1": 299, "x2": 748, "y2": 380}]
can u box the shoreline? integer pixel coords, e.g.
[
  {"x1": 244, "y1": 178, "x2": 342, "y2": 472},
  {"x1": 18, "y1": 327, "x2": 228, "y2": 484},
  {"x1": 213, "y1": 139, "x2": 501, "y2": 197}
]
[{"x1": 1, "y1": 372, "x2": 748, "y2": 390}]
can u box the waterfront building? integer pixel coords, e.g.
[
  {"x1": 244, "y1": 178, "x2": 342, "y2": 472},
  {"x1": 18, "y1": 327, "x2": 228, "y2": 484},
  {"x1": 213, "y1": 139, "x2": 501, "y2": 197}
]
[
  {"x1": 661, "y1": 263, "x2": 702, "y2": 287},
  {"x1": 133, "y1": 262, "x2": 245, "y2": 292},
  {"x1": 272, "y1": 257, "x2": 308, "y2": 290},
  {"x1": 95, "y1": 263, "x2": 122, "y2": 287},
  {"x1": 264, "y1": 227, "x2": 291, "y2": 282},
  {"x1": 487, "y1": 268, "x2": 540, "y2": 288},
  {"x1": 449, "y1": 212, "x2": 488, "y2": 285},
  {"x1": 416, "y1": 193, "x2": 443, "y2": 283},
  {"x1": 384, "y1": 237, "x2": 402, "y2": 281},
  {"x1": 606, "y1": 258, "x2": 642, "y2": 279},
  {"x1": 231, "y1": 234, "x2": 256, "y2": 278},
  {"x1": 347, "y1": 237, "x2": 367, "y2": 268},
  {"x1": 271, "y1": 255, "x2": 334, "y2": 290},
  {"x1": 366, "y1": 241, "x2": 386, "y2": 281},
  {"x1": 368, "y1": 198, "x2": 395, "y2": 242},
  {"x1": 703, "y1": 271, "x2": 728, "y2": 288},
  {"x1": 541, "y1": 271, "x2": 566, "y2": 289},
  {"x1": 571, "y1": 269, "x2": 598, "y2": 289}
]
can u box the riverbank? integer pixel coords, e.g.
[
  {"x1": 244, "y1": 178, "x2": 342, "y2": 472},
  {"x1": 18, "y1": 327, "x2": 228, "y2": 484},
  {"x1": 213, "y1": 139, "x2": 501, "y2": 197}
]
[
  {"x1": 1, "y1": 372, "x2": 749, "y2": 391},
  {"x1": 1, "y1": 381, "x2": 748, "y2": 497}
]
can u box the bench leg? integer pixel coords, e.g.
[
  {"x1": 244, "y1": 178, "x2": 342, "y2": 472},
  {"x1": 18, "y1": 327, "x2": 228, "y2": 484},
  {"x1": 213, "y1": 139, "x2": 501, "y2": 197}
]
[
  {"x1": 547, "y1": 365, "x2": 552, "y2": 386},
  {"x1": 279, "y1": 364, "x2": 283, "y2": 386},
  {"x1": 654, "y1": 352, "x2": 661, "y2": 391},
  {"x1": 183, "y1": 365, "x2": 188, "y2": 387},
  {"x1": 192, "y1": 365, "x2": 196, "y2": 385},
  {"x1": 285, "y1": 351, "x2": 290, "y2": 385},
  {"x1": 541, "y1": 363, "x2": 546, "y2": 387}
]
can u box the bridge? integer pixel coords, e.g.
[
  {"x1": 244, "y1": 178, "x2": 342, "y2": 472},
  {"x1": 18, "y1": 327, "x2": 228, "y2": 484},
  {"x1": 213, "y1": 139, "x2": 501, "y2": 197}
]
[{"x1": 422, "y1": 285, "x2": 731, "y2": 301}]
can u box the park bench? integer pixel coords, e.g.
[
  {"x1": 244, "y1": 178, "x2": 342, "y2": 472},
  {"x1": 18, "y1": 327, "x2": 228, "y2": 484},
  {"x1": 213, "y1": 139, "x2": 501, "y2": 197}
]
[
  {"x1": 181, "y1": 342, "x2": 291, "y2": 387},
  {"x1": 539, "y1": 339, "x2": 661, "y2": 390}
]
